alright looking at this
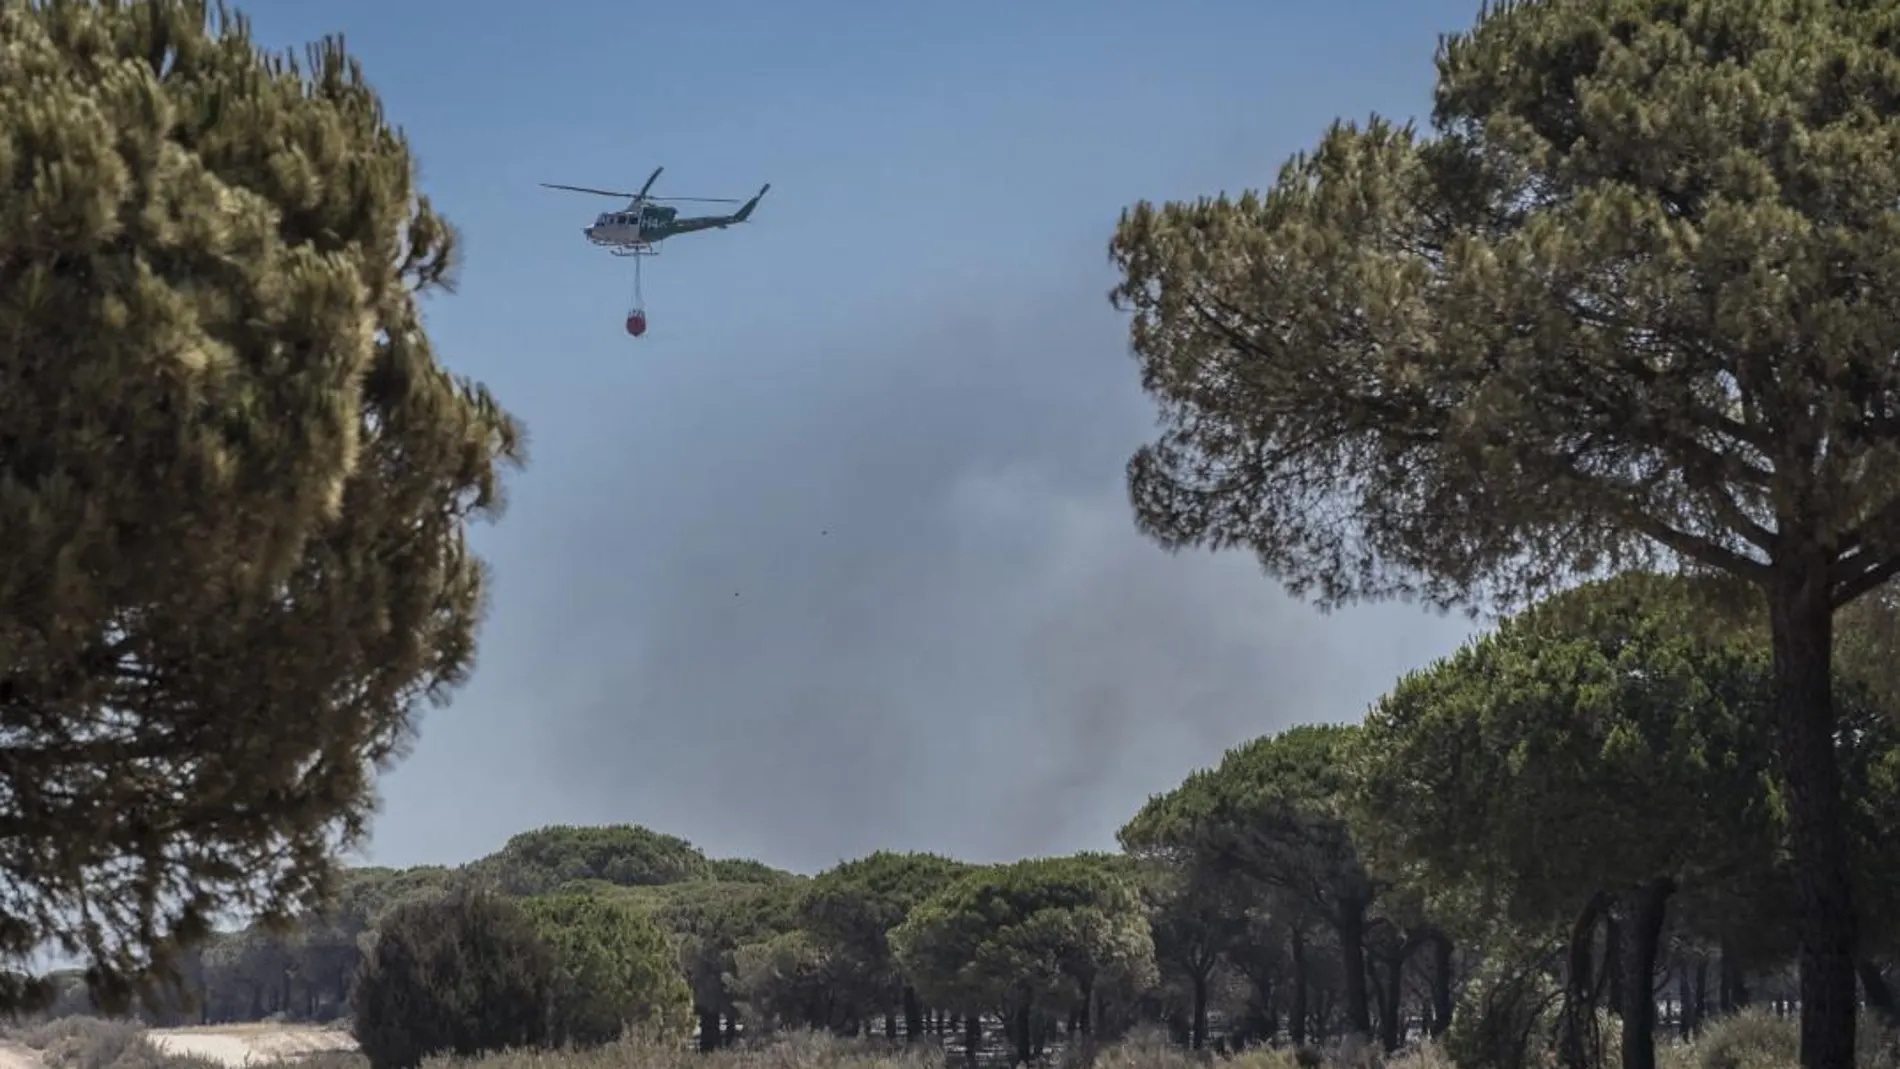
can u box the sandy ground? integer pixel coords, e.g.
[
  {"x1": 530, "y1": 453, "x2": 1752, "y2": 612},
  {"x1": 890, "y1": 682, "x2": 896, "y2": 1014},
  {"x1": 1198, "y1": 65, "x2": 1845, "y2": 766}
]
[
  {"x1": 144, "y1": 1026, "x2": 356, "y2": 1067},
  {"x1": 0, "y1": 1043, "x2": 43, "y2": 1069}
]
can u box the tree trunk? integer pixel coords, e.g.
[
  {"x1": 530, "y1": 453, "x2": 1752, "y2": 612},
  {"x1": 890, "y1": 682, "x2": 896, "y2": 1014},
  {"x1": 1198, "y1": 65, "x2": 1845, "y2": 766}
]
[
  {"x1": 1088, "y1": 981, "x2": 1103, "y2": 1044},
  {"x1": 1718, "y1": 942, "x2": 1736, "y2": 1013},
  {"x1": 903, "y1": 986, "x2": 924, "y2": 1043},
  {"x1": 696, "y1": 1006, "x2": 720, "y2": 1053},
  {"x1": 1562, "y1": 893, "x2": 1608, "y2": 1069},
  {"x1": 1678, "y1": 957, "x2": 1698, "y2": 1040},
  {"x1": 1336, "y1": 899, "x2": 1373, "y2": 1039},
  {"x1": 1719, "y1": 940, "x2": 1751, "y2": 1011},
  {"x1": 1290, "y1": 928, "x2": 1310, "y2": 1046},
  {"x1": 1604, "y1": 912, "x2": 1625, "y2": 1014},
  {"x1": 1859, "y1": 961, "x2": 1899, "y2": 1029},
  {"x1": 1768, "y1": 574, "x2": 1859, "y2": 1069},
  {"x1": 1168, "y1": 1010, "x2": 1190, "y2": 1045},
  {"x1": 962, "y1": 1014, "x2": 981, "y2": 1065},
  {"x1": 1256, "y1": 978, "x2": 1278, "y2": 1045},
  {"x1": 1013, "y1": 1004, "x2": 1033, "y2": 1066},
  {"x1": 1694, "y1": 957, "x2": 1710, "y2": 1034},
  {"x1": 885, "y1": 1011, "x2": 896, "y2": 1040},
  {"x1": 1430, "y1": 931, "x2": 1455, "y2": 1037},
  {"x1": 1192, "y1": 970, "x2": 1209, "y2": 1050},
  {"x1": 1621, "y1": 877, "x2": 1675, "y2": 1069},
  {"x1": 1379, "y1": 948, "x2": 1405, "y2": 1052}
]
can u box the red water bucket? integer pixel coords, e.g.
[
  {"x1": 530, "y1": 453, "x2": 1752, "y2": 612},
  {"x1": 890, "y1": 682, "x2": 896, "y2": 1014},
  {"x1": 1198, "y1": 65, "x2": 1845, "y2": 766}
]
[{"x1": 625, "y1": 310, "x2": 648, "y2": 337}]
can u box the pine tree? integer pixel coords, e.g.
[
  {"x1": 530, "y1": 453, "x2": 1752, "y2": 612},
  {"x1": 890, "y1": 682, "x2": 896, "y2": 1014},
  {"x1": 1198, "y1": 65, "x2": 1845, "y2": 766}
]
[
  {"x1": 350, "y1": 890, "x2": 556, "y2": 1069},
  {"x1": 1109, "y1": 2, "x2": 1900, "y2": 1065},
  {"x1": 0, "y1": 0, "x2": 523, "y2": 1013}
]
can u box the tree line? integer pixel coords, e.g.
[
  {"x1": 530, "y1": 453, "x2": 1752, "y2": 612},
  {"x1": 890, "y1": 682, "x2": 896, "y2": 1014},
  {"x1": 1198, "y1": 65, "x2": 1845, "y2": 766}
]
[{"x1": 37, "y1": 574, "x2": 1900, "y2": 1069}]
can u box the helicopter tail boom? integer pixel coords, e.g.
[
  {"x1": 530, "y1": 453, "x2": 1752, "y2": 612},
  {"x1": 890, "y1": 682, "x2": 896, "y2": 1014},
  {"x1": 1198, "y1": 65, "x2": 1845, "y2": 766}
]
[{"x1": 732, "y1": 184, "x2": 770, "y2": 223}]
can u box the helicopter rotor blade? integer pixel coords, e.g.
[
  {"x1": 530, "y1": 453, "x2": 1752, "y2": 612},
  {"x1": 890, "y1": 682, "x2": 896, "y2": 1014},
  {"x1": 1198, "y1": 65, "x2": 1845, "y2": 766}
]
[
  {"x1": 542, "y1": 180, "x2": 749, "y2": 204},
  {"x1": 541, "y1": 183, "x2": 641, "y2": 198},
  {"x1": 638, "y1": 166, "x2": 664, "y2": 199}
]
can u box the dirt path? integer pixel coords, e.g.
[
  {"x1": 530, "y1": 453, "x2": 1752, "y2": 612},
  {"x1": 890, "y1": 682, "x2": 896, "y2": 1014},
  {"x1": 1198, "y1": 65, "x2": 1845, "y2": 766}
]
[{"x1": 145, "y1": 1027, "x2": 355, "y2": 1067}]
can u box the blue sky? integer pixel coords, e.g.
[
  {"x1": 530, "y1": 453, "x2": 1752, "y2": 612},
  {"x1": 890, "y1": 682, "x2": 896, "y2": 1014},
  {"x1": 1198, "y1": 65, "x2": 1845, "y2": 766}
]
[{"x1": 228, "y1": 0, "x2": 1488, "y2": 874}]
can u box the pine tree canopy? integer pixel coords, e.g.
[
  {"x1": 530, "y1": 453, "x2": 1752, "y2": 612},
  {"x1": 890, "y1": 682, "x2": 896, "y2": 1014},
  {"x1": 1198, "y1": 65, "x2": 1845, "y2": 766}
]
[{"x1": 0, "y1": 0, "x2": 524, "y2": 1013}]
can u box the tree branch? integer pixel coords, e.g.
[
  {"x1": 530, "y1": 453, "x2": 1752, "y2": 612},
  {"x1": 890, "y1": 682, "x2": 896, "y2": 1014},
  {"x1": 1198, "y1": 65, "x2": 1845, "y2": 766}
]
[{"x1": 1832, "y1": 551, "x2": 1900, "y2": 608}]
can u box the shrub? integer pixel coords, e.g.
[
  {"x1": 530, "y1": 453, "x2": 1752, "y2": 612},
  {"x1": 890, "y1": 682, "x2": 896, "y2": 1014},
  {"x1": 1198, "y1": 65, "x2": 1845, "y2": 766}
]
[
  {"x1": 426, "y1": 1031, "x2": 948, "y2": 1069},
  {"x1": 520, "y1": 892, "x2": 693, "y2": 1048},
  {"x1": 350, "y1": 889, "x2": 558, "y2": 1069},
  {"x1": 18, "y1": 1017, "x2": 223, "y2": 1069},
  {"x1": 1442, "y1": 949, "x2": 1564, "y2": 1069},
  {"x1": 24, "y1": 1018, "x2": 144, "y2": 1069},
  {"x1": 1663, "y1": 1006, "x2": 1900, "y2": 1069}
]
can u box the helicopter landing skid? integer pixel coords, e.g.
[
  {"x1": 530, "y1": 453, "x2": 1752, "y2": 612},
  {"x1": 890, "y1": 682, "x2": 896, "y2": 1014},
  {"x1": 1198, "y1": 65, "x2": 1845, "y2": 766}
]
[{"x1": 608, "y1": 243, "x2": 659, "y2": 258}]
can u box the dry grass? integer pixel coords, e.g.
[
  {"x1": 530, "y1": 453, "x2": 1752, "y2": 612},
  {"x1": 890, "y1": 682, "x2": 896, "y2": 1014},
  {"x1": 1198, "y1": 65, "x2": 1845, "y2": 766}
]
[
  {"x1": 1653, "y1": 1008, "x2": 1900, "y2": 1069},
  {"x1": 396, "y1": 1029, "x2": 1459, "y2": 1069},
  {"x1": 12, "y1": 1018, "x2": 223, "y2": 1069},
  {"x1": 17, "y1": 1010, "x2": 1900, "y2": 1069}
]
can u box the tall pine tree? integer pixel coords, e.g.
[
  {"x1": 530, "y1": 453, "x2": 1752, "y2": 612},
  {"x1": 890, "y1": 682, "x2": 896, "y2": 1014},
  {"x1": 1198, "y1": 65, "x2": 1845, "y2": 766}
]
[
  {"x1": 1109, "y1": 2, "x2": 1900, "y2": 1065},
  {"x1": 0, "y1": 0, "x2": 523, "y2": 1013}
]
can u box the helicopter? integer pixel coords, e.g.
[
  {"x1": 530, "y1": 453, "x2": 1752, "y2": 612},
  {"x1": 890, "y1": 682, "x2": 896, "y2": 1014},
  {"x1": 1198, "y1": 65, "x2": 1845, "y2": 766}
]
[{"x1": 542, "y1": 167, "x2": 770, "y2": 337}]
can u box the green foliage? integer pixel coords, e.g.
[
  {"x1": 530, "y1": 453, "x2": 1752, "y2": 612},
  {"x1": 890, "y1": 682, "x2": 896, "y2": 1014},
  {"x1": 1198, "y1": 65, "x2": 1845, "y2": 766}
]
[
  {"x1": 1677, "y1": 1006, "x2": 1900, "y2": 1069},
  {"x1": 1110, "y1": 7, "x2": 1900, "y2": 1059},
  {"x1": 652, "y1": 879, "x2": 806, "y2": 1015},
  {"x1": 1124, "y1": 724, "x2": 1370, "y2": 922},
  {"x1": 1107, "y1": 0, "x2": 1900, "y2": 611},
  {"x1": 332, "y1": 867, "x2": 467, "y2": 923},
  {"x1": 1145, "y1": 864, "x2": 1251, "y2": 983},
  {"x1": 1348, "y1": 572, "x2": 1781, "y2": 929},
  {"x1": 1442, "y1": 944, "x2": 1564, "y2": 1069},
  {"x1": 730, "y1": 929, "x2": 846, "y2": 1033},
  {"x1": 1837, "y1": 589, "x2": 1900, "y2": 717},
  {"x1": 805, "y1": 852, "x2": 970, "y2": 934},
  {"x1": 1123, "y1": 726, "x2": 1382, "y2": 1037},
  {"x1": 799, "y1": 851, "x2": 971, "y2": 1013},
  {"x1": 468, "y1": 825, "x2": 712, "y2": 895},
  {"x1": 349, "y1": 890, "x2": 556, "y2": 1069},
  {"x1": 709, "y1": 858, "x2": 799, "y2": 885},
  {"x1": 520, "y1": 892, "x2": 692, "y2": 1049},
  {"x1": 1687, "y1": 1008, "x2": 1802, "y2": 1069},
  {"x1": 0, "y1": 0, "x2": 521, "y2": 1014},
  {"x1": 1825, "y1": 601, "x2": 1900, "y2": 956},
  {"x1": 891, "y1": 855, "x2": 1158, "y2": 1020},
  {"x1": 1834, "y1": 689, "x2": 1900, "y2": 957}
]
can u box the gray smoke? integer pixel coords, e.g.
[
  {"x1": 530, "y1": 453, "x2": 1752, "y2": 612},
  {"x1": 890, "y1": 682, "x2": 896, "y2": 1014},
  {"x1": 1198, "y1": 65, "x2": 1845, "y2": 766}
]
[{"x1": 366, "y1": 264, "x2": 1473, "y2": 872}]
